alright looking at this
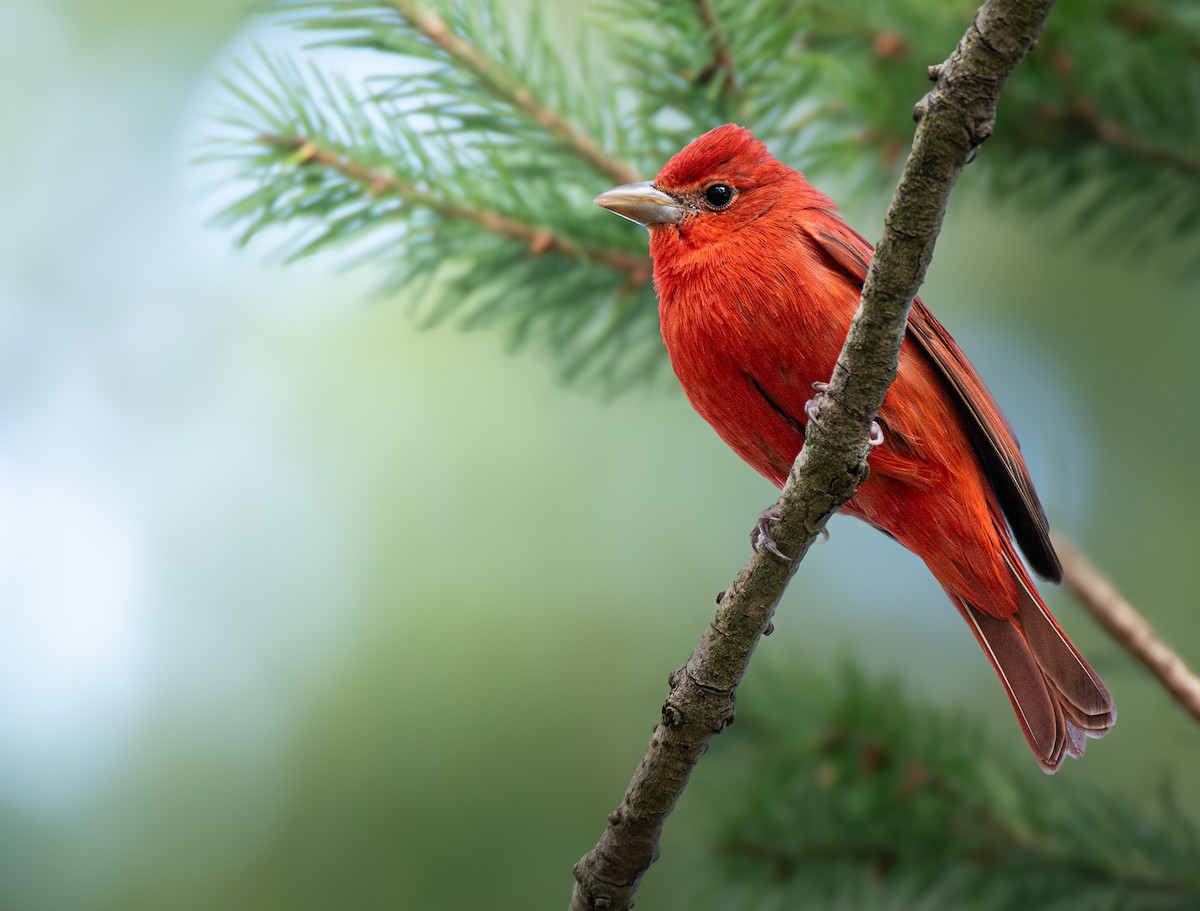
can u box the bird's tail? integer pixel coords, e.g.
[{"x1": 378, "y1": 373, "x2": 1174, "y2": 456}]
[{"x1": 951, "y1": 552, "x2": 1115, "y2": 772}]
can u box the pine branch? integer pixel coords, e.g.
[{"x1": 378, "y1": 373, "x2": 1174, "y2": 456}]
[
  {"x1": 787, "y1": 0, "x2": 1200, "y2": 261},
  {"x1": 257, "y1": 131, "x2": 651, "y2": 281},
  {"x1": 208, "y1": 45, "x2": 665, "y2": 389},
  {"x1": 1018, "y1": 28, "x2": 1200, "y2": 181},
  {"x1": 1063, "y1": 92, "x2": 1200, "y2": 179},
  {"x1": 1056, "y1": 534, "x2": 1200, "y2": 724},
  {"x1": 382, "y1": 0, "x2": 640, "y2": 185},
  {"x1": 1040, "y1": 11, "x2": 1200, "y2": 182},
  {"x1": 692, "y1": 0, "x2": 739, "y2": 101},
  {"x1": 567, "y1": 1, "x2": 1056, "y2": 908},
  {"x1": 705, "y1": 665, "x2": 1200, "y2": 910}
]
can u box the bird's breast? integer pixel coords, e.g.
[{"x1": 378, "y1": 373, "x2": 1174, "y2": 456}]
[{"x1": 653, "y1": 233, "x2": 862, "y2": 486}]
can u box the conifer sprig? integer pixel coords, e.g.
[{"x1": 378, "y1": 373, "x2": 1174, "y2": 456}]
[
  {"x1": 207, "y1": 41, "x2": 664, "y2": 387},
  {"x1": 707, "y1": 666, "x2": 1200, "y2": 911}
]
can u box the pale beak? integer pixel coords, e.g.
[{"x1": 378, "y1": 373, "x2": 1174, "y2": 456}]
[{"x1": 594, "y1": 181, "x2": 685, "y2": 227}]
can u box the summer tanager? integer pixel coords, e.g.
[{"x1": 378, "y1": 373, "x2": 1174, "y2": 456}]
[{"x1": 595, "y1": 124, "x2": 1114, "y2": 771}]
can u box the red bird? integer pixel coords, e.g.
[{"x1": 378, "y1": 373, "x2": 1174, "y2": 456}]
[{"x1": 595, "y1": 124, "x2": 1114, "y2": 771}]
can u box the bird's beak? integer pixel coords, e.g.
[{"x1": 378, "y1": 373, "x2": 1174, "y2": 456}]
[{"x1": 594, "y1": 181, "x2": 685, "y2": 227}]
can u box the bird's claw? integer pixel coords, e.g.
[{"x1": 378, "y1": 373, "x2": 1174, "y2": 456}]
[
  {"x1": 751, "y1": 506, "x2": 792, "y2": 563},
  {"x1": 869, "y1": 420, "x2": 885, "y2": 447},
  {"x1": 804, "y1": 383, "x2": 828, "y2": 430}
]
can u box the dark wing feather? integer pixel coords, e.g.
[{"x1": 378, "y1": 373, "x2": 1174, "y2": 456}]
[{"x1": 802, "y1": 214, "x2": 1062, "y2": 582}]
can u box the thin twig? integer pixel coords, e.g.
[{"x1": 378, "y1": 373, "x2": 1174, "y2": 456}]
[
  {"x1": 386, "y1": 0, "x2": 640, "y2": 186},
  {"x1": 568, "y1": 1, "x2": 1056, "y2": 908},
  {"x1": 1041, "y1": 44, "x2": 1200, "y2": 179},
  {"x1": 259, "y1": 132, "x2": 651, "y2": 283},
  {"x1": 1066, "y1": 96, "x2": 1200, "y2": 178},
  {"x1": 1056, "y1": 533, "x2": 1200, "y2": 724},
  {"x1": 693, "y1": 0, "x2": 739, "y2": 100}
]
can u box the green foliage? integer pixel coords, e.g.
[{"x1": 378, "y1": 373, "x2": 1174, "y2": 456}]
[
  {"x1": 997, "y1": 3, "x2": 1200, "y2": 258},
  {"x1": 208, "y1": 0, "x2": 1200, "y2": 388},
  {"x1": 205, "y1": 39, "x2": 664, "y2": 389},
  {"x1": 701, "y1": 664, "x2": 1200, "y2": 910}
]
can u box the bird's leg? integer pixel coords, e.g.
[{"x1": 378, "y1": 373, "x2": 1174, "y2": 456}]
[
  {"x1": 751, "y1": 504, "x2": 791, "y2": 563},
  {"x1": 806, "y1": 382, "x2": 885, "y2": 447}
]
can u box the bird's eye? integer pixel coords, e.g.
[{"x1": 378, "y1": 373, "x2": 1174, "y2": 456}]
[{"x1": 703, "y1": 183, "x2": 735, "y2": 208}]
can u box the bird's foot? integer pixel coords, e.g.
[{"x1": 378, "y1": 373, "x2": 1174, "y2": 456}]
[
  {"x1": 804, "y1": 382, "x2": 829, "y2": 429},
  {"x1": 868, "y1": 419, "x2": 885, "y2": 447},
  {"x1": 751, "y1": 504, "x2": 791, "y2": 563}
]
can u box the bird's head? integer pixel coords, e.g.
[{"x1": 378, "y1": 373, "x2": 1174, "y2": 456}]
[{"x1": 594, "y1": 124, "x2": 811, "y2": 243}]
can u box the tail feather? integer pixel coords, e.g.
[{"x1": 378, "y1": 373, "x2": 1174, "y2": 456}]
[
  {"x1": 1060, "y1": 700, "x2": 1114, "y2": 733},
  {"x1": 1064, "y1": 721, "x2": 1087, "y2": 761},
  {"x1": 952, "y1": 553, "x2": 1115, "y2": 773},
  {"x1": 956, "y1": 599, "x2": 1068, "y2": 771},
  {"x1": 1003, "y1": 551, "x2": 1116, "y2": 734}
]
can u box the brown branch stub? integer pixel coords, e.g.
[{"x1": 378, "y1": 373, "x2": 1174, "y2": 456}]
[
  {"x1": 386, "y1": 0, "x2": 640, "y2": 186},
  {"x1": 1057, "y1": 534, "x2": 1200, "y2": 724},
  {"x1": 569, "y1": 0, "x2": 1056, "y2": 908},
  {"x1": 258, "y1": 132, "x2": 651, "y2": 283}
]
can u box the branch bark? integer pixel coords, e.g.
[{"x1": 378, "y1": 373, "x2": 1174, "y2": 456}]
[
  {"x1": 568, "y1": 1, "x2": 1057, "y2": 909},
  {"x1": 1056, "y1": 534, "x2": 1200, "y2": 723}
]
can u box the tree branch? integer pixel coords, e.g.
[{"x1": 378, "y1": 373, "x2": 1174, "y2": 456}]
[
  {"x1": 386, "y1": 0, "x2": 641, "y2": 186},
  {"x1": 1056, "y1": 534, "x2": 1200, "y2": 724},
  {"x1": 568, "y1": 1, "x2": 1056, "y2": 909},
  {"x1": 693, "y1": 0, "x2": 739, "y2": 100},
  {"x1": 1041, "y1": 46, "x2": 1200, "y2": 179},
  {"x1": 258, "y1": 132, "x2": 652, "y2": 282},
  {"x1": 1065, "y1": 94, "x2": 1200, "y2": 179}
]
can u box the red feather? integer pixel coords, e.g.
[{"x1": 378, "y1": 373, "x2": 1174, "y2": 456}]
[{"x1": 633, "y1": 124, "x2": 1113, "y2": 771}]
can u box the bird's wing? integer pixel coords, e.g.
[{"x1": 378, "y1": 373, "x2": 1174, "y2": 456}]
[{"x1": 800, "y1": 213, "x2": 1062, "y2": 582}]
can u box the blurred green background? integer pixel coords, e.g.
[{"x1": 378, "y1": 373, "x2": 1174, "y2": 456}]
[{"x1": 2, "y1": 2, "x2": 1198, "y2": 909}]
